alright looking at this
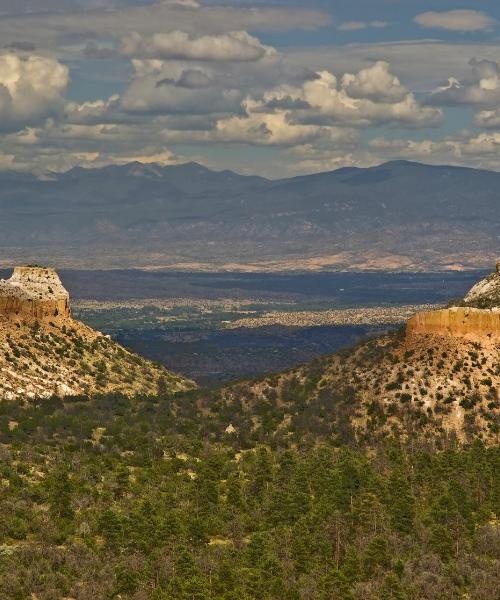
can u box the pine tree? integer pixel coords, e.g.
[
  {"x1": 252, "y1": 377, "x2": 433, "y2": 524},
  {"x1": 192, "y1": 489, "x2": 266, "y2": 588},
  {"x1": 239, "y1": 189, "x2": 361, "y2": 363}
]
[
  {"x1": 363, "y1": 535, "x2": 391, "y2": 577},
  {"x1": 98, "y1": 508, "x2": 123, "y2": 551},
  {"x1": 48, "y1": 467, "x2": 74, "y2": 521},
  {"x1": 318, "y1": 567, "x2": 353, "y2": 600},
  {"x1": 379, "y1": 574, "x2": 406, "y2": 600},
  {"x1": 226, "y1": 472, "x2": 243, "y2": 509},
  {"x1": 387, "y1": 469, "x2": 415, "y2": 535}
]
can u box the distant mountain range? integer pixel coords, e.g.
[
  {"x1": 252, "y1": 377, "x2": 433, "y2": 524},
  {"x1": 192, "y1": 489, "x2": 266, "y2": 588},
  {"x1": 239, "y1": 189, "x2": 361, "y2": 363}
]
[{"x1": 1, "y1": 160, "x2": 498, "y2": 271}]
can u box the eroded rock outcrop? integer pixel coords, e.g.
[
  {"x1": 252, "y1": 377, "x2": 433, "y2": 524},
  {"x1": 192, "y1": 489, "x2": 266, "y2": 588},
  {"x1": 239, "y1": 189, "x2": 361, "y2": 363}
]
[
  {"x1": 0, "y1": 266, "x2": 70, "y2": 320},
  {"x1": 406, "y1": 263, "x2": 500, "y2": 342},
  {"x1": 406, "y1": 306, "x2": 500, "y2": 342}
]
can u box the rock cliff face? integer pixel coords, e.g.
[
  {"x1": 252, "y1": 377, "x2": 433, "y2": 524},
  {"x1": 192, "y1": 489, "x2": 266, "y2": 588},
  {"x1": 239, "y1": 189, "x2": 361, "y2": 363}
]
[
  {"x1": 406, "y1": 306, "x2": 500, "y2": 342},
  {"x1": 406, "y1": 264, "x2": 500, "y2": 342},
  {"x1": 0, "y1": 267, "x2": 70, "y2": 320}
]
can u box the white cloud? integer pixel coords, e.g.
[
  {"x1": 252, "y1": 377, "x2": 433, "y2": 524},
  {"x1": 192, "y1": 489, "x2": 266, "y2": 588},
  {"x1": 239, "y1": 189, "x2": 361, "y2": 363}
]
[
  {"x1": 0, "y1": 2, "x2": 329, "y2": 56},
  {"x1": 257, "y1": 63, "x2": 442, "y2": 129},
  {"x1": 72, "y1": 39, "x2": 296, "y2": 122},
  {"x1": 429, "y1": 59, "x2": 500, "y2": 107},
  {"x1": 368, "y1": 131, "x2": 500, "y2": 170},
  {"x1": 148, "y1": 61, "x2": 440, "y2": 151},
  {"x1": 414, "y1": 10, "x2": 496, "y2": 32},
  {"x1": 4, "y1": 56, "x2": 443, "y2": 175},
  {"x1": 64, "y1": 96, "x2": 124, "y2": 125},
  {"x1": 285, "y1": 41, "x2": 500, "y2": 97},
  {"x1": 4, "y1": 18, "x2": 500, "y2": 176},
  {"x1": 119, "y1": 60, "x2": 244, "y2": 116},
  {"x1": 337, "y1": 21, "x2": 388, "y2": 32},
  {"x1": 475, "y1": 109, "x2": 500, "y2": 128},
  {"x1": 211, "y1": 110, "x2": 358, "y2": 147},
  {"x1": 120, "y1": 30, "x2": 274, "y2": 62},
  {"x1": 0, "y1": 116, "x2": 184, "y2": 173},
  {"x1": 0, "y1": 53, "x2": 69, "y2": 131},
  {"x1": 341, "y1": 61, "x2": 407, "y2": 103}
]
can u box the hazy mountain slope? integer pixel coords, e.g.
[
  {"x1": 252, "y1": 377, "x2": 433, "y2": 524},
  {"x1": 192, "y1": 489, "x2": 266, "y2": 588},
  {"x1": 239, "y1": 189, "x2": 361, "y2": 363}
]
[{"x1": 0, "y1": 160, "x2": 498, "y2": 269}]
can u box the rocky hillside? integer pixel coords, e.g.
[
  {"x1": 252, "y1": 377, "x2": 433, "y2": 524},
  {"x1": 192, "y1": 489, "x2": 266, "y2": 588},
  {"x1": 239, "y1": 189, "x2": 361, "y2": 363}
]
[
  {"x1": 186, "y1": 330, "x2": 498, "y2": 448},
  {"x1": 463, "y1": 262, "x2": 500, "y2": 308},
  {"x1": 175, "y1": 269, "x2": 499, "y2": 448},
  {"x1": 0, "y1": 267, "x2": 193, "y2": 400}
]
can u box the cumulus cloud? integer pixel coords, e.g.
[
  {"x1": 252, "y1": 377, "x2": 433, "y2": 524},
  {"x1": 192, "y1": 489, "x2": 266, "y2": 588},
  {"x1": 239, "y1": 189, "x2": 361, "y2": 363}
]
[
  {"x1": 0, "y1": 53, "x2": 69, "y2": 131},
  {"x1": 341, "y1": 61, "x2": 407, "y2": 103},
  {"x1": 3, "y1": 8, "x2": 498, "y2": 176},
  {"x1": 141, "y1": 61, "x2": 440, "y2": 154},
  {"x1": 211, "y1": 111, "x2": 358, "y2": 147},
  {"x1": 119, "y1": 60, "x2": 243, "y2": 116},
  {"x1": 414, "y1": 10, "x2": 496, "y2": 32},
  {"x1": 121, "y1": 81, "x2": 242, "y2": 116},
  {"x1": 254, "y1": 62, "x2": 442, "y2": 129},
  {"x1": 54, "y1": 58, "x2": 443, "y2": 165},
  {"x1": 475, "y1": 108, "x2": 500, "y2": 128},
  {"x1": 0, "y1": 115, "x2": 185, "y2": 173},
  {"x1": 64, "y1": 37, "x2": 295, "y2": 125},
  {"x1": 64, "y1": 96, "x2": 124, "y2": 125},
  {"x1": 429, "y1": 59, "x2": 500, "y2": 107},
  {"x1": 286, "y1": 41, "x2": 500, "y2": 95},
  {"x1": 157, "y1": 69, "x2": 212, "y2": 89},
  {"x1": 120, "y1": 30, "x2": 273, "y2": 62}
]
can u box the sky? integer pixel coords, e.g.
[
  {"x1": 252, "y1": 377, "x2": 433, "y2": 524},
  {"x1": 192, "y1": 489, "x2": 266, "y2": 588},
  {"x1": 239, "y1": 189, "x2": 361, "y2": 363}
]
[{"x1": 2, "y1": 0, "x2": 500, "y2": 177}]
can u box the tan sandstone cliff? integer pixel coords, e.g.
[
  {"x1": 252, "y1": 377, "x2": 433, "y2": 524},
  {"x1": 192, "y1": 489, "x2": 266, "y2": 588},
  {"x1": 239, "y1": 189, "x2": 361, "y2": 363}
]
[
  {"x1": 406, "y1": 306, "x2": 500, "y2": 342},
  {"x1": 406, "y1": 263, "x2": 500, "y2": 342},
  {"x1": 0, "y1": 266, "x2": 70, "y2": 320}
]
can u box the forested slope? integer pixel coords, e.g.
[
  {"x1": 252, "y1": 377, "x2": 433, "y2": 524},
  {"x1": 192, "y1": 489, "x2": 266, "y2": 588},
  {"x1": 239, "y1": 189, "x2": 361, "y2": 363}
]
[{"x1": 0, "y1": 391, "x2": 498, "y2": 599}]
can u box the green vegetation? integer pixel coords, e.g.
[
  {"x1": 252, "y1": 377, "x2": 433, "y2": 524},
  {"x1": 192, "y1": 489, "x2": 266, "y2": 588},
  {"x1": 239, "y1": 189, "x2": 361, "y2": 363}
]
[
  {"x1": 0, "y1": 319, "x2": 189, "y2": 400},
  {"x1": 0, "y1": 390, "x2": 498, "y2": 599}
]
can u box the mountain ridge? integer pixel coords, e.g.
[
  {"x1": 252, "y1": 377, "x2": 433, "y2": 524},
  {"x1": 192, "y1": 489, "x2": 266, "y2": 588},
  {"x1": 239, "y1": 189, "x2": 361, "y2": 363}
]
[
  {"x1": 0, "y1": 160, "x2": 498, "y2": 271},
  {"x1": 25, "y1": 158, "x2": 500, "y2": 182}
]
